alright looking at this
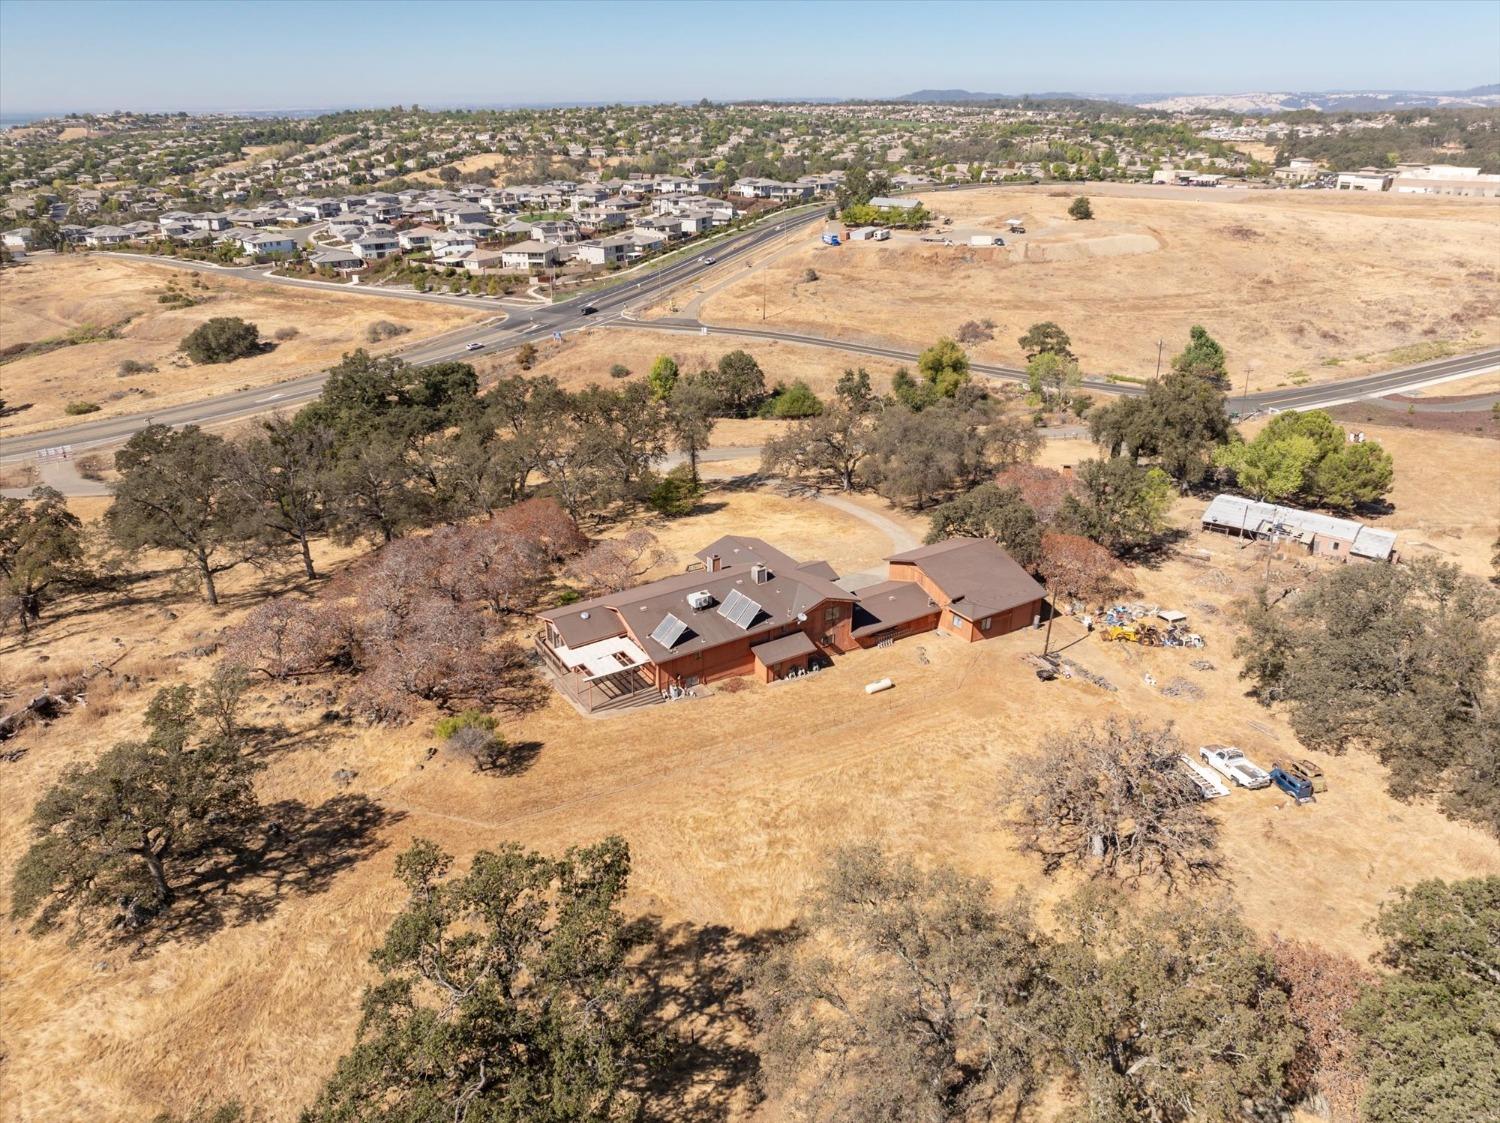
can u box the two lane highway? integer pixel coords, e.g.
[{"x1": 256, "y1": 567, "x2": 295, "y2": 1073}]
[{"x1": 0, "y1": 206, "x2": 826, "y2": 462}]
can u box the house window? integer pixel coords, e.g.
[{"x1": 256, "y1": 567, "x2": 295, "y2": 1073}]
[
  {"x1": 950, "y1": 613, "x2": 963, "y2": 629},
  {"x1": 824, "y1": 605, "x2": 840, "y2": 626},
  {"x1": 981, "y1": 617, "x2": 991, "y2": 631}
]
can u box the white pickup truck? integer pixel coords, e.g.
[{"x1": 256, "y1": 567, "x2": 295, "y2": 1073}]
[{"x1": 1199, "y1": 745, "x2": 1271, "y2": 790}]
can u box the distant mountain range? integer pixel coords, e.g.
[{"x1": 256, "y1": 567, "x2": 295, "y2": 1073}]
[{"x1": 894, "y1": 86, "x2": 1500, "y2": 113}]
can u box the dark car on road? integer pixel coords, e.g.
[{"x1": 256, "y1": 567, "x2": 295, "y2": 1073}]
[{"x1": 580, "y1": 305, "x2": 598, "y2": 315}]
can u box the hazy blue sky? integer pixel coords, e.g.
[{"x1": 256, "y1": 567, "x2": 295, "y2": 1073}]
[{"x1": 2, "y1": 0, "x2": 1497, "y2": 113}]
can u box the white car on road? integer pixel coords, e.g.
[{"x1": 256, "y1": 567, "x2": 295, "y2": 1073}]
[{"x1": 1199, "y1": 745, "x2": 1271, "y2": 790}]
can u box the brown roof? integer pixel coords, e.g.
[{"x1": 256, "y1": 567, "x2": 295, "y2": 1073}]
[
  {"x1": 850, "y1": 580, "x2": 940, "y2": 638},
  {"x1": 539, "y1": 536, "x2": 853, "y2": 664},
  {"x1": 886, "y1": 538, "x2": 1044, "y2": 621},
  {"x1": 751, "y1": 631, "x2": 818, "y2": 666}
]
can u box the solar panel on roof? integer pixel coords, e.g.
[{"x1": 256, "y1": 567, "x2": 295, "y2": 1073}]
[
  {"x1": 650, "y1": 612, "x2": 689, "y2": 648},
  {"x1": 717, "y1": 588, "x2": 762, "y2": 630}
]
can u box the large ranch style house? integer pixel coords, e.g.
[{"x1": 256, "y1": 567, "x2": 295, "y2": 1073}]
[
  {"x1": 535, "y1": 535, "x2": 1044, "y2": 713},
  {"x1": 56, "y1": 171, "x2": 841, "y2": 276}
]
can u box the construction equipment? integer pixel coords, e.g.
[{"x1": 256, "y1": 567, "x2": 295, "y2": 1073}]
[{"x1": 1101, "y1": 622, "x2": 1161, "y2": 646}]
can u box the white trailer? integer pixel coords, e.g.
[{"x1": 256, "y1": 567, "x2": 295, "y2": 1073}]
[{"x1": 1180, "y1": 755, "x2": 1231, "y2": 799}]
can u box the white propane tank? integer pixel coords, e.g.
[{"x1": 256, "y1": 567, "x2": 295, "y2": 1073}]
[{"x1": 864, "y1": 678, "x2": 894, "y2": 695}]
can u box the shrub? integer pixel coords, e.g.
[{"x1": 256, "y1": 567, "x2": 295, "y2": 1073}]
[
  {"x1": 433, "y1": 709, "x2": 497, "y2": 742},
  {"x1": 768, "y1": 379, "x2": 824, "y2": 418},
  {"x1": 516, "y1": 342, "x2": 538, "y2": 370},
  {"x1": 365, "y1": 320, "x2": 410, "y2": 343},
  {"x1": 802, "y1": 267, "x2": 819, "y2": 283},
  {"x1": 117, "y1": 358, "x2": 157, "y2": 377},
  {"x1": 609, "y1": 363, "x2": 631, "y2": 379},
  {"x1": 181, "y1": 317, "x2": 262, "y2": 365},
  {"x1": 64, "y1": 400, "x2": 101, "y2": 415},
  {"x1": 273, "y1": 326, "x2": 300, "y2": 341},
  {"x1": 955, "y1": 319, "x2": 995, "y2": 344},
  {"x1": 648, "y1": 464, "x2": 702, "y2": 517},
  {"x1": 75, "y1": 453, "x2": 107, "y2": 480},
  {"x1": 1069, "y1": 196, "x2": 1094, "y2": 220}
]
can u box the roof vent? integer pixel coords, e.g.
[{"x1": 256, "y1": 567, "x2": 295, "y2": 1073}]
[
  {"x1": 580, "y1": 611, "x2": 590, "y2": 620},
  {"x1": 686, "y1": 590, "x2": 715, "y2": 611},
  {"x1": 751, "y1": 563, "x2": 770, "y2": 584}
]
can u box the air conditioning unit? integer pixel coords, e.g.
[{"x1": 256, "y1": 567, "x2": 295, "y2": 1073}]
[{"x1": 686, "y1": 590, "x2": 715, "y2": 610}]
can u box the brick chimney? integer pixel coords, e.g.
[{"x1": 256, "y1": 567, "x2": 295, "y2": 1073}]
[{"x1": 707, "y1": 554, "x2": 721, "y2": 573}]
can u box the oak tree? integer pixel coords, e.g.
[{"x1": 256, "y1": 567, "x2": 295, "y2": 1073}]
[
  {"x1": 302, "y1": 836, "x2": 647, "y2": 1123},
  {"x1": 1008, "y1": 717, "x2": 1220, "y2": 885},
  {"x1": 107, "y1": 424, "x2": 259, "y2": 605}
]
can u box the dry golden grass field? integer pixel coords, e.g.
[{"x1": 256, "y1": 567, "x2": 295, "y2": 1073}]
[
  {"x1": 476, "y1": 324, "x2": 904, "y2": 399},
  {"x1": 0, "y1": 255, "x2": 484, "y2": 436},
  {"x1": 670, "y1": 184, "x2": 1500, "y2": 392},
  {"x1": 3, "y1": 448, "x2": 1498, "y2": 1120}
]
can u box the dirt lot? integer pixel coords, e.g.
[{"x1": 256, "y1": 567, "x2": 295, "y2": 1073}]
[
  {"x1": 477, "y1": 324, "x2": 905, "y2": 398},
  {"x1": 0, "y1": 255, "x2": 484, "y2": 436},
  {"x1": 399, "y1": 153, "x2": 630, "y2": 186},
  {"x1": 669, "y1": 184, "x2": 1500, "y2": 392},
  {"x1": 3, "y1": 470, "x2": 1497, "y2": 1121}
]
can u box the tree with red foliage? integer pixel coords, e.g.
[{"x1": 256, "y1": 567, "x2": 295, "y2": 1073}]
[
  {"x1": 996, "y1": 464, "x2": 1074, "y2": 524},
  {"x1": 565, "y1": 529, "x2": 671, "y2": 595},
  {"x1": 224, "y1": 598, "x2": 357, "y2": 679},
  {"x1": 1038, "y1": 532, "x2": 1131, "y2": 605},
  {"x1": 492, "y1": 496, "x2": 587, "y2": 561},
  {"x1": 345, "y1": 599, "x2": 540, "y2": 722},
  {"x1": 1271, "y1": 937, "x2": 1372, "y2": 1123},
  {"x1": 222, "y1": 502, "x2": 576, "y2": 720}
]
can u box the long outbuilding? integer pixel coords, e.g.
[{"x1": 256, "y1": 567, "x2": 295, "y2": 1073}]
[{"x1": 1201, "y1": 494, "x2": 1398, "y2": 562}]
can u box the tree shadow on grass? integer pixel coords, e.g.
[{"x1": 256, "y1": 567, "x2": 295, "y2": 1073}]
[
  {"x1": 130, "y1": 793, "x2": 400, "y2": 953},
  {"x1": 630, "y1": 917, "x2": 795, "y2": 1122},
  {"x1": 481, "y1": 738, "x2": 543, "y2": 777},
  {"x1": 1127, "y1": 525, "x2": 1193, "y2": 570}
]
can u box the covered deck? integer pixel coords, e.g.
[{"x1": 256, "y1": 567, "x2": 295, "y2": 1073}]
[{"x1": 534, "y1": 629, "x2": 660, "y2": 713}]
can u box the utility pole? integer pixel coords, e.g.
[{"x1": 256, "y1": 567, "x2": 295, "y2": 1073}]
[
  {"x1": 1155, "y1": 338, "x2": 1165, "y2": 378},
  {"x1": 1040, "y1": 581, "x2": 1057, "y2": 659}
]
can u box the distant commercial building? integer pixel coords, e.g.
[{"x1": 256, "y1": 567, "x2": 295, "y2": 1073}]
[
  {"x1": 1336, "y1": 168, "x2": 1393, "y2": 191},
  {"x1": 1273, "y1": 157, "x2": 1322, "y2": 182},
  {"x1": 1390, "y1": 163, "x2": 1500, "y2": 198}
]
